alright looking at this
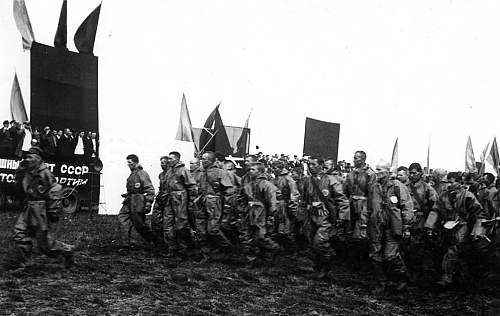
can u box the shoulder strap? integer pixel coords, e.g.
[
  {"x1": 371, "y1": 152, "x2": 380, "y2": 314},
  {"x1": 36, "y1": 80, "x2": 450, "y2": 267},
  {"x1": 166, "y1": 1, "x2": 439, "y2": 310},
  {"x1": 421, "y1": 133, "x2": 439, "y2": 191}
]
[{"x1": 310, "y1": 175, "x2": 328, "y2": 204}]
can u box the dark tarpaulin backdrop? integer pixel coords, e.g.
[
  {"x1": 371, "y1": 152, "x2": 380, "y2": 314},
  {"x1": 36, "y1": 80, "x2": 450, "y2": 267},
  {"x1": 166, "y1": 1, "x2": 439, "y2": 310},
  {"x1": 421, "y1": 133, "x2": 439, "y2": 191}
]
[
  {"x1": 303, "y1": 117, "x2": 340, "y2": 162},
  {"x1": 30, "y1": 42, "x2": 98, "y2": 132}
]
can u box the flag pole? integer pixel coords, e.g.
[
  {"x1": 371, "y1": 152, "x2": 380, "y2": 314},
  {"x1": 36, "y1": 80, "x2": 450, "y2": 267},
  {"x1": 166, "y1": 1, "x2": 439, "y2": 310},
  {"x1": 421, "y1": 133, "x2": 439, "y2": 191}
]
[{"x1": 196, "y1": 130, "x2": 219, "y2": 157}]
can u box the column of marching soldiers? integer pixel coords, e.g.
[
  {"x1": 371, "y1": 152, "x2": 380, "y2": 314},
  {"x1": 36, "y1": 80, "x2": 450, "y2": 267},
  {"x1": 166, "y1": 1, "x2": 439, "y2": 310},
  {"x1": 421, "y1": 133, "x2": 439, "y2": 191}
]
[
  {"x1": 117, "y1": 150, "x2": 500, "y2": 294},
  {"x1": 7, "y1": 145, "x2": 500, "y2": 295}
]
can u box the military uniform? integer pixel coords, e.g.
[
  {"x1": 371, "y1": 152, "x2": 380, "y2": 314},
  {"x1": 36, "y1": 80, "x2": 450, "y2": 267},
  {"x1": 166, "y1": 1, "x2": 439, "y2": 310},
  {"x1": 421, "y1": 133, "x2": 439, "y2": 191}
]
[
  {"x1": 344, "y1": 164, "x2": 376, "y2": 240},
  {"x1": 436, "y1": 185, "x2": 488, "y2": 285},
  {"x1": 485, "y1": 190, "x2": 500, "y2": 273},
  {"x1": 151, "y1": 169, "x2": 169, "y2": 245},
  {"x1": 477, "y1": 184, "x2": 498, "y2": 209},
  {"x1": 272, "y1": 170, "x2": 300, "y2": 251},
  {"x1": 405, "y1": 179, "x2": 439, "y2": 277},
  {"x1": 118, "y1": 165, "x2": 156, "y2": 246},
  {"x1": 197, "y1": 165, "x2": 233, "y2": 253},
  {"x1": 368, "y1": 179, "x2": 413, "y2": 286},
  {"x1": 302, "y1": 172, "x2": 350, "y2": 275},
  {"x1": 221, "y1": 171, "x2": 242, "y2": 244},
  {"x1": 161, "y1": 162, "x2": 197, "y2": 253},
  {"x1": 239, "y1": 174, "x2": 280, "y2": 262},
  {"x1": 13, "y1": 157, "x2": 73, "y2": 268}
]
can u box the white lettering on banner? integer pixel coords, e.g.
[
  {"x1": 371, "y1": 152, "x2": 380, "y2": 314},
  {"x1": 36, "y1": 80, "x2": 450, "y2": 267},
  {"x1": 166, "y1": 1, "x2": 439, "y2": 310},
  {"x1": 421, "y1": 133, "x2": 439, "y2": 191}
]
[
  {"x1": 0, "y1": 159, "x2": 20, "y2": 170},
  {"x1": 60, "y1": 164, "x2": 89, "y2": 175},
  {"x1": 55, "y1": 177, "x2": 89, "y2": 186},
  {"x1": 46, "y1": 163, "x2": 56, "y2": 172},
  {"x1": 0, "y1": 173, "x2": 15, "y2": 183}
]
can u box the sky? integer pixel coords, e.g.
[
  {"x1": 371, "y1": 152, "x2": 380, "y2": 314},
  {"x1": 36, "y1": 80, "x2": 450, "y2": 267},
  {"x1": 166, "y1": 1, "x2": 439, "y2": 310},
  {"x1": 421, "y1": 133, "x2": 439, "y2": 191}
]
[{"x1": 1, "y1": 0, "x2": 499, "y2": 213}]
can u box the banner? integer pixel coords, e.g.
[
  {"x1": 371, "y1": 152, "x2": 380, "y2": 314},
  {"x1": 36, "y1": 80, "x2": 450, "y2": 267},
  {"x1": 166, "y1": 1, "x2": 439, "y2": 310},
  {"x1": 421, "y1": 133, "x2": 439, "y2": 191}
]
[
  {"x1": 303, "y1": 117, "x2": 340, "y2": 162},
  {"x1": 30, "y1": 42, "x2": 98, "y2": 132}
]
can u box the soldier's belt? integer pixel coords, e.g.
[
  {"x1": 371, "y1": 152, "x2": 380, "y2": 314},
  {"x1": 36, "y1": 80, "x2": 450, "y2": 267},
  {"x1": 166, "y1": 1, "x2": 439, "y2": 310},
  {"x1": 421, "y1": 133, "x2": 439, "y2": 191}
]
[
  {"x1": 27, "y1": 200, "x2": 46, "y2": 205},
  {"x1": 351, "y1": 195, "x2": 367, "y2": 200},
  {"x1": 248, "y1": 201, "x2": 264, "y2": 207},
  {"x1": 206, "y1": 194, "x2": 220, "y2": 198}
]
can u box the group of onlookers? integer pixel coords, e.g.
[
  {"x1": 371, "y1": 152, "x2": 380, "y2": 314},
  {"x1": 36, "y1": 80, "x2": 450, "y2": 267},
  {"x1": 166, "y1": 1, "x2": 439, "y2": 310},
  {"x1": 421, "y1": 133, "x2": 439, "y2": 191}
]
[{"x1": 0, "y1": 119, "x2": 98, "y2": 162}]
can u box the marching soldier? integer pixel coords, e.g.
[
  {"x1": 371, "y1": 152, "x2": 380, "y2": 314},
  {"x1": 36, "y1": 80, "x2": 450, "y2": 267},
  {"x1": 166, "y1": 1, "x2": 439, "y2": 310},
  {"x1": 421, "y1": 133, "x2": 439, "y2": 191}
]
[
  {"x1": 196, "y1": 151, "x2": 233, "y2": 259},
  {"x1": 302, "y1": 156, "x2": 350, "y2": 279},
  {"x1": 118, "y1": 154, "x2": 156, "y2": 248},
  {"x1": 8, "y1": 146, "x2": 74, "y2": 269},
  {"x1": 189, "y1": 157, "x2": 203, "y2": 185},
  {"x1": 435, "y1": 172, "x2": 489, "y2": 287},
  {"x1": 239, "y1": 162, "x2": 280, "y2": 266},
  {"x1": 368, "y1": 160, "x2": 414, "y2": 294},
  {"x1": 405, "y1": 162, "x2": 439, "y2": 281},
  {"x1": 162, "y1": 151, "x2": 198, "y2": 256},
  {"x1": 270, "y1": 160, "x2": 300, "y2": 252},
  {"x1": 343, "y1": 151, "x2": 376, "y2": 267},
  {"x1": 221, "y1": 160, "x2": 242, "y2": 244},
  {"x1": 151, "y1": 156, "x2": 170, "y2": 246},
  {"x1": 477, "y1": 173, "x2": 497, "y2": 209}
]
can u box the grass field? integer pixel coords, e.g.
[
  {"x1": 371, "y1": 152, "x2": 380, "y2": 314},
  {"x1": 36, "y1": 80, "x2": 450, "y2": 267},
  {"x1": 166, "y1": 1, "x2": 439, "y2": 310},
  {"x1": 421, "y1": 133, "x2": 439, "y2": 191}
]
[{"x1": 0, "y1": 210, "x2": 499, "y2": 315}]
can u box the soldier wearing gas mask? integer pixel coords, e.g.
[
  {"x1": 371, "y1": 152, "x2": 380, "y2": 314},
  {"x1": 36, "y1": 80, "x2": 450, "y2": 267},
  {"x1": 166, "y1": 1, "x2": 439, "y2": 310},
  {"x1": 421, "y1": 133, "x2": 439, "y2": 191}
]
[{"x1": 9, "y1": 146, "x2": 74, "y2": 269}]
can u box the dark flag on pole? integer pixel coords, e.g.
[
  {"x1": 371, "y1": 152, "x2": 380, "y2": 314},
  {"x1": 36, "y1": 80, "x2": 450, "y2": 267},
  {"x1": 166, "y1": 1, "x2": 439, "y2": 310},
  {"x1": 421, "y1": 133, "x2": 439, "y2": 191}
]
[
  {"x1": 303, "y1": 117, "x2": 340, "y2": 162},
  {"x1": 198, "y1": 104, "x2": 232, "y2": 155},
  {"x1": 54, "y1": 0, "x2": 67, "y2": 48},
  {"x1": 74, "y1": 4, "x2": 101, "y2": 54},
  {"x1": 236, "y1": 110, "x2": 251, "y2": 157}
]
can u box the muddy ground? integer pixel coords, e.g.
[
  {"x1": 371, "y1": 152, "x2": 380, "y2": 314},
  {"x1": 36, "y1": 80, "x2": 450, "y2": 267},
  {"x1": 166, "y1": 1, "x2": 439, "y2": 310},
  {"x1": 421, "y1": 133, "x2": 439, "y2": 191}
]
[{"x1": 0, "y1": 211, "x2": 498, "y2": 316}]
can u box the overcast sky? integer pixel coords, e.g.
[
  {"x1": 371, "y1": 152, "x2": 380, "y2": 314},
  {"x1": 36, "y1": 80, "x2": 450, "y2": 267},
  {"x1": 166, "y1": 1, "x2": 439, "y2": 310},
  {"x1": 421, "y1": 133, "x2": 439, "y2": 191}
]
[{"x1": 1, "y1": 1, "x2": 499, "y2": 212}]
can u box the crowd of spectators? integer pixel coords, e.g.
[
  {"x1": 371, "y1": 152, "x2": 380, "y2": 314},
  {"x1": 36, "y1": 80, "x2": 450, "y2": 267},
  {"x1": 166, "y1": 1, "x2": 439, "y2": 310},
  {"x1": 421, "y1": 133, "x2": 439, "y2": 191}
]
[{"x1": 0, "y1": 119, "x2": 99, "y2": 162}]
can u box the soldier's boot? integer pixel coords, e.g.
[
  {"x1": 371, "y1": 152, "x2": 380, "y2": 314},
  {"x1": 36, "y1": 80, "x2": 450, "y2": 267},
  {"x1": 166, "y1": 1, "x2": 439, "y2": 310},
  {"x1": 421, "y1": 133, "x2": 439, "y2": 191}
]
[
  {"x1": 372, "y1": 281, "x2": 388, "y2": 295},
  {"x1": 371, "y1": 261, "x2": 388, "y2": 295},
  {"x1": 62, "y1": 251, "x2": 74, "y2": 269},
  {"x1": 314, "y1": 256, "x2": 331, "y2": 280},
  {"x1": 2, "y1": 246, "x2": 31, "y2": 270},
  {"x1": 435, "y1": 274, "x2": 453, "y2": 288}
]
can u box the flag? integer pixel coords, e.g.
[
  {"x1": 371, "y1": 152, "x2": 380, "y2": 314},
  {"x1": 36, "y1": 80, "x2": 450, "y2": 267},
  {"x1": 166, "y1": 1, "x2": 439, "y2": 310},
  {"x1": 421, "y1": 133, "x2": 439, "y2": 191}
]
[
  {"x1": 198, "y1": 104, "x2": 232, "y2": 155},
  {"x1": 10, "y1": 73, "x2": 28, "y2": 123},
  {"x1": 426, "y1": 144, "x2": 430, "y2": 175},
  {"x1": 390, "y1": 138, "x2": 398, "y2": 172},
  {"x1": 53, "y1": 0, "x2": 67, "y2": 48},
  {"x1": 13, "y1": 0, "x2": 35, "y2": 50},
  {"x1": 175, "y1": 94, "x2": 196, "y2": 144},
  {"x1": 486, "y1": 137, "x2": 499, "y2": 175},
  {"x1": 235, "y1": 109, "x2": 252, "y2": 157},
  {"x1": 74, "y1": 4, "x2": 101, "y2": 54},
  {"x1": 478, "y1": 140, "x2": 491, "y2": 175},
  {"x1": 465, "y1": 136, "x2": 477, "y2": 173}
]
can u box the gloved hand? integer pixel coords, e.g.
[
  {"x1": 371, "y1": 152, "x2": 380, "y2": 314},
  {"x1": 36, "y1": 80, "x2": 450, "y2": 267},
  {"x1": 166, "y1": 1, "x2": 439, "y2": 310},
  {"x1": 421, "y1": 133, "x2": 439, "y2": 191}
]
[
  {"x1": 317, "y1": 207, "x2": 329, "y2": 217},
  {"x1": 143, "y1": 202, "x2": 152, "y2": 214},
  {"x1": 403, "y1": 229, "x2": 411, "y2": 239}
]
